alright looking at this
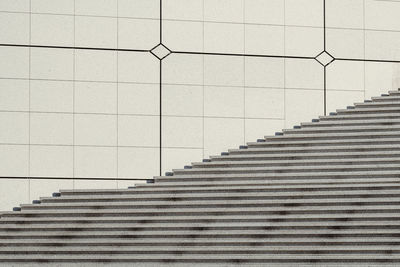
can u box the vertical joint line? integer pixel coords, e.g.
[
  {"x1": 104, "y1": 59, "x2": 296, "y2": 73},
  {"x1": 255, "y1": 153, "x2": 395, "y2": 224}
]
[
  {"x1": 159, "y1": 0, "x2": 162, "y2": 43},
  {"x1": 324, "y1": 66, "x2": 327, "y2": 116},
  {"x1": 159, "y1": 60, "x2": 162, "y2": 176},
  {"x1": 323, "y1": 0, "x2": 326, "y2": 51}
]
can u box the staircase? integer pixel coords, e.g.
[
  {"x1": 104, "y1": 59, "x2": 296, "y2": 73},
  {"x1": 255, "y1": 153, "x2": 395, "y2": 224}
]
[{"x1": 1, "y1": 89, "x2": 400, "y2": 265}]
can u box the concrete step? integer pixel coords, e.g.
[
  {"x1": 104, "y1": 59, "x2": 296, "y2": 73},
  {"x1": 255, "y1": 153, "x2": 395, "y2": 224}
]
[
  {"x1": 14, "y1": 200, "x2": 400, "y2": 214},
  {"x1": 238, "y1": 143, "x2": 400, "y2": 153},
  {"x1": 190, "y1": 158, "x2": 400, "y2": 169},
  {"x1": 283, "y1": 125, "x2": 400, "y2": 135},
  {"x1": 1, "y1": 254, "x2": 400, "y2": 264},
  {"x1": 210, "y1": 151, "x2": 400, "y2": 162},
  {"x1": 320, "y1": 113, "x2": 400, "y2": 121},
  {"x1": 20, "y1": 189, "x2": 400, "y2": 208},
  {"x1": 2, "y1": 246, "x2": 400, "y2": 254},
  {"x1": 371, "y1": 95, "x2": 400, "y2": 102},
  {"x1": 4, "y1": 205, "x2": 400, "y2": 219},
  {"x1": 3, "y1": 213, "x2": 400, "y2": 225},
  {"x1": 171, "y1": 164, "x2": 398, "y2": 175},
  {"x1": 300, "y1": 119, "x2": 400, "y2": 128},
  {"x1": 336, "y1": 107, "x2": 400, "y2": 114},
  {"x1": 354, "y1": 102, "x2": 400, "y2": 108},
  {"x1": 263, "y1": 132, "x2": 400, "y2": 142},
  {"x1": 155, "y1": 170, "x2": 400, "y2": 183},
  {"x1": 2, "y1": 228, "x2": 400, "y2": 237}
]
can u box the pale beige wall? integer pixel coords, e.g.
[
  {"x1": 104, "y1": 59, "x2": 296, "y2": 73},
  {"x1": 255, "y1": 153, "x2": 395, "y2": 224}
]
[{"x1": 0, "y1": 0, "x2": 399, "y2": 210}]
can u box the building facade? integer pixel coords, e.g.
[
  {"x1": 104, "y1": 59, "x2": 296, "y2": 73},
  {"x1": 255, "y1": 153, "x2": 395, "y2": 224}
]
[{"x1": 0, "y1": 0, "x2": 400, "y2": 210}]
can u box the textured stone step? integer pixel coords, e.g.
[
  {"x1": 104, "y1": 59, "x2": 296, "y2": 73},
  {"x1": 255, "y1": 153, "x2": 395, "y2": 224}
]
[
  {"x1": 211, "y1": 151, "x2": 400, "y2": 161},
  {"x1": 1, "y1": 254, "x2": 400, "y2": 264},
  {"x1": 18, "y1": 194, "x2": 400, "y2": 211},
  {"x1": 354, "y1": 102, "x2": 400, "y2": 108},
  {"x1": 155, "y1": 170, "x2": 400, "y2": 183},
  {"x1": 283, "y1": 125, "x2": 400, "y2": 134},
  {"x1": 337, "y1": 107, "x2": 400, "y2": 114},
  {"x1": 264, "y1": 132, "x2": 400, "y2": 141},
  {"x1": 320, "y1": 113, "x2": 400, "y2": 121},
  {"x1": 237, "y1": 143, "x2": 400, "y2": 153},
  {"x1": 190, "y1": 158, "x2": 400, "y2": 169},
  {"x1": 172, "y1": 164, "x2": 397, "y2": 175},
  {"x1": 300, "y1": 119, "x2": 400, "y2": 128}
]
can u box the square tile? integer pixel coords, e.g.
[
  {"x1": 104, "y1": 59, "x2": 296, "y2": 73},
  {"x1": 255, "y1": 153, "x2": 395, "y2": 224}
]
[
  {"x1": 162, "y1": 84, "x2": 203, "y2": 116},
  {"x1": 0, "y1": 145, "x2": 29, "y2": 176},
  {"x1": 31, "y1": 0, "x2": 74, "y2": 14},
  {"x1": 118, "y1": 83, "x2": 159, "y2": 115},
  {"x1": 245, "y1": 118, "x2": 285, "y2": 142},
  {"x1": 31, "y1": 14, "x2": 74, "y2": 46},
  {"x1": 326, "y1": 90, "x2": 365, "y2": 114},
  {"x1": 75, "y1": 0, "x2": 117, "y2": 16},
  {"x1": 30, "y1": 80, "x2": 73, "y2": 113},
  {"x1": 326, "y1": 0, "x2": 364, "y2": 29},
  {"x1": 163, "y1": 20, "x2": 203, "y2": 52},
  {"x1": 285, "y1": 26, "x2": 324, "y2": 57},
  {"x1": 0, "y1": 13, "x2": 30, "y2": 44},
  {"x1": 245, "y1": 24, "x2": 284, "y2": 55},
  {"x1": 75, "y1": 114, "x2": 117, "y2": 146},
  {"x1": 30, "y1": 146, "x2": 73, "y2": 177},
  {"x1": 30, "y1": 179, "x2": 73, "y2": 201},
  {"x1": 118, "y1": 52, "x2": 159, "y2": 83},
  {"x1": 74, "y1": 146, "x2": 117, "y2": 178},
  {"x1": 75, "y1": 16, "x2": 117, "y2": 48},
  {"x1": 0, "y1": 179, "x2": 29, "y2": 212},
  {"x1": 204, "y1": 86, "x2": 244, "y2": 118},
  {"x1": 163, "y1": 0, "x2": 203, "y2": 20},
  {"x1": 244, "y1": 0, "x2": 284, "y2": 25},
  {"x1": 365, "y1": 62, "x2": 396, "y2": 98},
  {"x1": 118, "y1": 115, "x2": 159, "y2": 147},
  {"x1": 75, "y1": 81, "x2": 117, "y2": 114},
  {"x1": 204, "y1": 55, "x2": 244, "y2": 87},
  {"x1": 118, "y1": 0, "x2": 159, "y2": 19},
  {"x1": 245, "y1": 87, "x2": 284, "y2": 119},
  {"x1": 0, "y1": 0, "x2": 30, "y2": 12},
  {"x1": 0, "y1": 112, "x2": 29, "y2": 144},
  {"x1": 0, "y1": 47, "x2": 29, "y2": 79},
  {"x1": 285, "y1": 59, "x2": 323, "y2": 89},
  {"x1": 326, "y1": 28, "x2": 364, "y2": 59},
  {"x1": 31, "y1": 48, "x2": 74, "y2": 80},
  {"x1": 30, "y1": 113, "x2": 73, "y2": 145},
  {"x1": 365, "y1": 30, "x2": 400, "y2": 61},
  {"x1": 162, "y1": 148, "x2": 202, "y2": 174},
  {"x1": 163, "y1": 53, "x2": 203, "y2": 85},
  {"x1": 0, "y1": 79, "x2": 29, "y2": 111},
  {"x1": 118, "y1": 147, "x2": 159, "y2": 178},
  {"x1": 74, "y1": 179, "x2": 117, "y2": 189},
  {"x1": 245, "y1": 57, "x2": 284, "y2": 88},
  {"x1": 326, "y1": 60, "x2": 364, "y2": 91},
  {"x1": 284, "y1": 89, "x2": 324, "y2": 127},
  {"x1": 365, "y1": 0, "x2": 400, "y2": 31},
  {"x1": 204, "y1": 117, "x2": 244, "y2": 158},
  {"x1": 75, "y1": 50, "x2": 117, "y2": 82},
  {"x1": 119, "y1": 18, "x2": 159, "y2": 50},
  {"x1": 204, "y1": 22, "x2": 244, "y2": 54},
  {"x1": 285, "y1": 0, "x2": 323, "y2": 27},
  {"x1": 204, "y1": 0, "x2": 243, "y2": 23},
  {"x1": 162, "y1": 116, "x2": 203, "y2": 148}
]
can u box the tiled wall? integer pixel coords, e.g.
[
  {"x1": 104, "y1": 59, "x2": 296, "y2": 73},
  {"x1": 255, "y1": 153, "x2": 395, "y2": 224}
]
[{"x1": 0, "y1": 0, "x2": 399, "y2": 210}]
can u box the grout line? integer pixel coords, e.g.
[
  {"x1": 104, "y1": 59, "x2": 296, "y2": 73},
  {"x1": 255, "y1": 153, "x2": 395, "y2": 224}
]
[
  {"x1": 202, "y1": 0, "x2": 205, "y2": 161},
  {"x1": 116, "y1": 0, "x2": 119, "y2": 189},
  {"x1": 28, "y1": 0, "x2": 32, "y2": 202},
  {"x1": 72, "y1": 0, "x2": 76, "y2": 189}
]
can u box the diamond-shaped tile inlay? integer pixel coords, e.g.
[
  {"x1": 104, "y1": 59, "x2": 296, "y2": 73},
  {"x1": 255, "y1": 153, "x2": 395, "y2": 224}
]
[
  {"x1": 315, "y1": 51, "x2": 335, "y2": 67},
  {"x1": 150, "y1": 43, "x2": 171, "y2": 60}
]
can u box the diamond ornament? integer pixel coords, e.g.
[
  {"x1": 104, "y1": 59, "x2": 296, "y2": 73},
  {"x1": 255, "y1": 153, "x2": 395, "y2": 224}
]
[
  {"x1": 150, "y1": 43, "x2": 171, "y2": 60},
  {"x1": 315, "y1": 51, "x2": 335, "y2": 67}
]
